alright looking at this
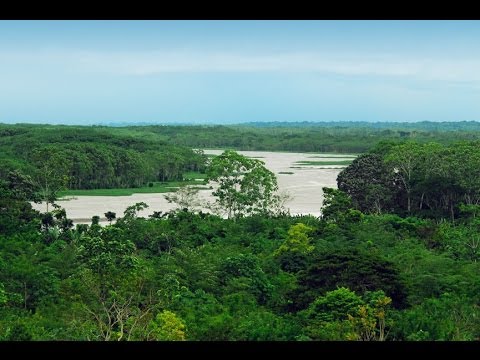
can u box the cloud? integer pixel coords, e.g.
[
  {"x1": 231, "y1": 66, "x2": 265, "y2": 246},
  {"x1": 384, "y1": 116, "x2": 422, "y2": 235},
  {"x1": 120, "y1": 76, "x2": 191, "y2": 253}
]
[
  {"x1": 1, "y1": 48, "x2": 480, "y2": 84},
  {"x1": 71, "y1": 50, "x2": 480, "y2": 84},
  {"x1": 72, "y1": 50, "x2": 425, "y2": 76}
]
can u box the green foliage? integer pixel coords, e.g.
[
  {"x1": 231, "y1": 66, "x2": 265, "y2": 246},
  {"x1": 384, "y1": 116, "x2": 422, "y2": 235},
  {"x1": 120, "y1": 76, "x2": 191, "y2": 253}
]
[
  {"x1": 321, "y1": 187, "x2": 353, "y2": 221},
  {"x1": 274, "y1": 223, "x2": 314, "y2": 272},
  {"x1": 1, "y1": 202, "x2": 480, "y2": 341},
  {"x1": 0, "y1": 172, "x2": 41, "y2": 236},
  {"x1": 295, "y1": 160, "x2": 353, "y2": 166},
  {"x1": 437, "y1": 220, "x2": 480, "y2": 262},
  {"x1": 220, "y1": 254, "x2": 273, "y2": 304},
  {"x1": 294, "y1": 249, "x2": 406, "y2": 310},
  {"x1": 394, "y1": 293, "x2": 480, "y2": 340},
  {"x1": 77, "y1": 227, "x2": 137, "y2": 275},
  {"x1": 346, "y1": 290, "x2": 393, "y2": 341},
  {"x1": 302, "y1": 287, "x2": 393, "y2": 341},
  {"x1": 207, "y1": 150, "x2": 280, "y2": 218},
  {"x1": 147, "y1": 310, "x2": 186, "y2": 341},
  {"x1": 58, "y1": 178, "x2": 206, "y2": 197},
  {"x1": 0, "y1": 124, "x2": 207, "y2": 196},
  {"x1": 7, "y1": 323, "x2": 33, "y2": 341},
  {"x1": 338, "y1": 153, "x2": 395, "y2": 214},
  {"x1": 307, "y1": 287, "x2": 364, "y2": 322},
  {"x1": 3, "y1": 124, "x2": 480, "y2": 341},
  {"x1": 275, "y1": 223, "x2": 314, "y2": 256},
  {"x1": 122, "y1": 202, "x2": 149, "y2": 220},
  {"x1": 320, "y1": 187, "x2": 363, "y2": 226},
  {"x1": 230, "y1": 310, "x2": 299, "y2": 340},
  {"x1": 84, "y1": 121, "x2": 480, "y2": 154},
  {"x1": 0, "y1": 283, "x2": 7, "y2": 306},
  {"x1": 104, "y1": 211, "x2": 116, "y2": 224},
  {"x1": 339, "y1": 140, "x2": 480, "y2": 220}
]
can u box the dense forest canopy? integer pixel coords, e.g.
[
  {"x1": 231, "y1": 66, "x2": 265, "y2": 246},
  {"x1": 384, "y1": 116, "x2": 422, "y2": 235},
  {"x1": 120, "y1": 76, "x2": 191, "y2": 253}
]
[
  {"x1": 1, "y1": 122, "x2": 480, "y2": 341},
  {"x1": 124, "y1": 121, "x2": 480, "y2": 153},
  {"x1": 338, "y1": 140, "x2": 480, "y2": 221},
  {"x1": 3, "y1": 121, "x2": 480, "y2": 158},
  {"x1": 0, "y1": 124, "x2": 206, "y2": 195}
]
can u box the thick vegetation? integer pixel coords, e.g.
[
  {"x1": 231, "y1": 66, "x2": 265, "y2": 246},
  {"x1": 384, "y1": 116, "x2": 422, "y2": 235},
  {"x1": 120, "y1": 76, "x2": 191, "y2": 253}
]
[
  {"x1": 125, "y1": 121, "x2": 480, "y2": 153},
  {"x1": 1, "y1": 123, "x2": 480, "y2": 341},
  {"x1": 1, "y1": 181, "x2": 479, "y2": 340},
  {"x1": 0, "y1": 124, "x2": 206, "y2": 197},
  {"x1": 338, "y1": 140, "x2": 480, "y2": 221}
]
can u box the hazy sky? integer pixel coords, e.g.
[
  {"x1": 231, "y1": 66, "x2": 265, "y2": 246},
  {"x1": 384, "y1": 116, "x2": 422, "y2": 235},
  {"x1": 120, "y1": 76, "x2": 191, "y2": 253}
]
[{"x1": 1, "y1": 20, "x2": 480, "y2": 124}]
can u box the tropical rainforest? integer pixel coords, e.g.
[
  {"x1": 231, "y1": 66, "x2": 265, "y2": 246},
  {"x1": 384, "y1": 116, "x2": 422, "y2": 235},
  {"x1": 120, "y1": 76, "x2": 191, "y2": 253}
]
[{"x1": 0, "y1": 122, "x2": 479, "y2": 341}]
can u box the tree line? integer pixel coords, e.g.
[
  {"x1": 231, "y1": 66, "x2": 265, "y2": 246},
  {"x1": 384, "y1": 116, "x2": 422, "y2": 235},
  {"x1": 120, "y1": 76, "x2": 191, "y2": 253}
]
[
  {"x1": 338, "y1": 140, "x2": 480, "y2": 221},
  {"x1": 0, "y1": 124, "x2": 206, "y2": 198},
  {"x1": 125, "y1": 122, "x2": 480, "y2": 153}
]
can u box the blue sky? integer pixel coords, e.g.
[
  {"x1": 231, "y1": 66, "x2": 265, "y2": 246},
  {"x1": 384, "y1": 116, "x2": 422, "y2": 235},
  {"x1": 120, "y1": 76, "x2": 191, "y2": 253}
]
[{"x1": 1, "y1": 20, "x2": 480, "y2": 124}]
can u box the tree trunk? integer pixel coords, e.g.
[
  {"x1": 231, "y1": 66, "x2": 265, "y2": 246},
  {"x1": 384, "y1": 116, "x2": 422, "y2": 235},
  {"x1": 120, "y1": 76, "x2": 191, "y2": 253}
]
[
  {"x1": 24, "y1": 282, "x2": 28, "y2": 309},
  {"x1": 419, "y1": 192, "x2": 425, "y2": 210}
]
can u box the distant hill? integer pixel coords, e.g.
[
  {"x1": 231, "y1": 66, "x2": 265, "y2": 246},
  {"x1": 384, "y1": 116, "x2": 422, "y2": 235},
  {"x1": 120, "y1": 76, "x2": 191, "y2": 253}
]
[{"x1": 238, "y1": 120, "x2": 480, "y2": 131}]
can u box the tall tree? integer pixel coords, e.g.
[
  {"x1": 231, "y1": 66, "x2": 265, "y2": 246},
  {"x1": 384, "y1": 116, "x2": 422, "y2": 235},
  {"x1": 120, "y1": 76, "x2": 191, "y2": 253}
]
[
  {"x1": 384, "y1": 142, "x2": 423, "y2": 214},
  {"x1": 104, "y1": 211, "x2": 116, "y2": 225},
  {"x1": 206, "y1": 150, "x2": 280, "y2": 219},
  {"x1": 31, "y1": 147, "x2": 69, "y2": 212},
  {"x1": 164, "y1": 186, "x2": 202, "y2": 212},
  {"x1": 72, "y1": 226, "x2": 154, "y2": 341},
  {"x1": 337, "y1": 153, "x2": 395, "y2": 214}
]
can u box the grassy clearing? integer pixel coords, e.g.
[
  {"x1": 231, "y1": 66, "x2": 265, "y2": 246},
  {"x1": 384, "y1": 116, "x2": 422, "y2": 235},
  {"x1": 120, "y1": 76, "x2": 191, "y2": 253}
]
[
  {"x1": 58, "y1": 187, "x2": 171, "y2": 197},
  {"x1": 294, "y1": 160, "x2": 353, "y2": 166},
  {"x1": 289, "y1": 166, "x2": 346, "y2": 170},
  {"x1": 319, "y1": 167, "x2": 348, "y2": 169},
  {"x1": 59, "y1": 174, "x2": 208, "y2": 197},
  {"x1": 308, "y1": 155, "x2": 357, "y2": 159},
  {"x1": 183, "y1": 171, "x2": 208, "y2": 180},
  {"x1": 279, "y1": 171, "x2": 294, "y2": 175}
]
